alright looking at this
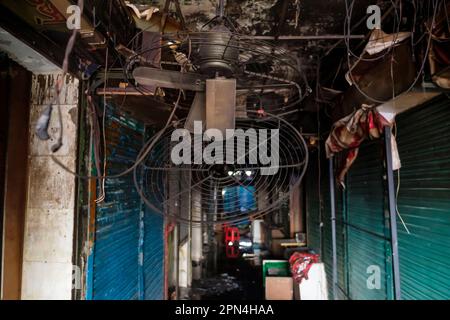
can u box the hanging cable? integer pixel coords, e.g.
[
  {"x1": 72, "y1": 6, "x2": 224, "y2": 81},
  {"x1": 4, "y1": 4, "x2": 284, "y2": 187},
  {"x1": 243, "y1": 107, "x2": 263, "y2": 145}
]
[
  {"x1": 344, "y1": 0, "x2": 440, "y2": 104},
  {"x1": 95, "y1": 45, "x2": 109, "y2": 204},
  {"x1": 392, "y1": 123, "x2": 411, "y2": 234},
  {"x1": 34, "y1": 0, "x2": 84, "y2": 152}
]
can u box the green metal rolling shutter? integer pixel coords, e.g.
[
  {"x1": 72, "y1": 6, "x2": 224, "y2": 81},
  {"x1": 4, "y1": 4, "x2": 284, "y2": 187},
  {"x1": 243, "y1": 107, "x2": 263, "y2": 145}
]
[
  {"x1": 322, "y1": 166, "x2": 333, "y2": 298},
  {"x1": 345, "y1": 142, "x2": 393, "y2": 300},
  {"x1": 322, "y1": 165, "x2": 348, "y2": 299},
  {"x1": 306, "y1": 151, "x2": 321, "y2": 252},
  {"x1": 395, "y1": 95, "x2": 450, "y2": 300},
  {"x1": 306, "y1": 151, "x2": 348, "y2": 299}
]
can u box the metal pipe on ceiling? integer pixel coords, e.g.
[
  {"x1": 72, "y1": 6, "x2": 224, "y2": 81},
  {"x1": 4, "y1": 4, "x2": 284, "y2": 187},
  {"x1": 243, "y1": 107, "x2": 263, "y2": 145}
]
[{"x1": 246, "y1": 35, "x2": 365, "y2": 41}]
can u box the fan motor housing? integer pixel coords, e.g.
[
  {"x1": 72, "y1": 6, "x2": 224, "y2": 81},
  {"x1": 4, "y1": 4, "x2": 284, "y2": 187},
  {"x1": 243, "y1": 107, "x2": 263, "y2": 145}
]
[{"x1": 198, "y1": 25, "x2": 239, "y2": 78}]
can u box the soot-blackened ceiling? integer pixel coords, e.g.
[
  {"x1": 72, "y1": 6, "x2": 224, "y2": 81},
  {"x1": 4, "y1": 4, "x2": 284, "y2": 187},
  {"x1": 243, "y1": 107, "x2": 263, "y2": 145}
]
[{"x1": 131, "y1": 0, "x2": 375, "y2": 80}]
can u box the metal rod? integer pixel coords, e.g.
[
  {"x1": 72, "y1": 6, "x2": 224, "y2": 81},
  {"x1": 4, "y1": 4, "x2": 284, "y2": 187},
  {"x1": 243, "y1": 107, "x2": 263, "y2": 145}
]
[
  {"x1": 96, "y1": 87, "x2": 154, "y2": 96},
  {"x1": 248, "y1": 35, "x2": 365, "y2": 41},
  {"x1": 384, "y1": 126, "x2": 402, "y2": 300},
  {"x1": 218, "y1": 0, "x2": 225, "y2": 17},
  {"x1": 174, "y1": 223, "x2": 180, "y2": 300},
  {"x1": 328, "y1": 157, "x2": 338, "y2": 300}
]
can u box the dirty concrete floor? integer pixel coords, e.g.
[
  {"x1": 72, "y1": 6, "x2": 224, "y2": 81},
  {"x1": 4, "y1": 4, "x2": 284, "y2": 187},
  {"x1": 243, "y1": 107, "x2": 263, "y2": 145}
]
[{"x1": 190, "y1": 258, "x2": 264, "y2": 300}]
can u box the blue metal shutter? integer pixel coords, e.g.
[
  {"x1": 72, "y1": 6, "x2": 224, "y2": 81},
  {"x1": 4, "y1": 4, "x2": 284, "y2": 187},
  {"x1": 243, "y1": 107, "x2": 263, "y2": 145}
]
[
  {"x1": 143, "y1": 208, "x2": 164, "y2": 300},
  {"x1": 345, "y1": 142, "x2": 393, "y2": 300},
  {"x1": 395, "y1": 95, "x2": 450, "y2": 299},
  {"x1": 142, "y1": 131, "x2": 165, "y2": 300},
  {"x1": 89, "y1": 108, "x2": 165, "y2": 300},
  {"x1": 91, "y1": 108, "x2": 145, "y2": 300}
]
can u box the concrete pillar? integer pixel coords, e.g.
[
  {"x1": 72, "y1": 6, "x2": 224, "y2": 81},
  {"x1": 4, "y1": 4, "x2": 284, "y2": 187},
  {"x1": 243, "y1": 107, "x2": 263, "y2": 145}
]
[
  {"x1": 289, "y1": 183, "x2": 303, "y2": 238},
  {"x1": 167, "y1": 168, "x2": 180, "y2": 297},
  {"x1": 257, "y1": 186, "x2": 269, "y2": 212},
  {"x1": 21, "y1": 73, "x2": 79, "y2": 300},
  {"x1": 191, "y1": 189, "x2": 202, "y2": 281},
  {"x1": 178, "y1": 171, "x2": 191, "y2": 291}
]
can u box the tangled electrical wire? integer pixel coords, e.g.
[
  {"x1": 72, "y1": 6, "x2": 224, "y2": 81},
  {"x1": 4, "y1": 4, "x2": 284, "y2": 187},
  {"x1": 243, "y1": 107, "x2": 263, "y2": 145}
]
[
  {"x1": 123, "y1": 30, "x2": 311, "y2": 114},
  {"x1": 42, "y1": 0, "x2": 444, "y2": 229},
  {"x1": 48, "y1": 26, "x2": 311, "y2": 202}
]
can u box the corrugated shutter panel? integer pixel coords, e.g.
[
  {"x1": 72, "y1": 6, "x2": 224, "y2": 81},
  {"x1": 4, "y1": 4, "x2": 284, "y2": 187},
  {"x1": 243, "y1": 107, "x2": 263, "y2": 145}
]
[
  {"x1": 142, "y1": 129, "x2": 165, "y2": 300},
  {"x1": 321, "y1": 157, "x2": 348, "y2": 299},
  {"x1": 395, "y1": 95, "x2": 450, "y2": 300},
  {"x1": 305, "y1": 150, "x2": 349, "y2": 298},
  {"x1": 91, "y1": 108, "x2": 144, "y2": 300},
  {"x1": 335, "y1": 185, "x2": 348, "y2": 299},
  {"x1": 143, "y1": 209, "x2": 164, "y2": 300},
  {"x1": 346, "y1": 142, "x2": 393, "y2": 300},
  {"x1": 321, "y1": 162, "x2": 333, "y2": 297},
  {"x1": 323, "y1": 167, "x2": 348, "y2": 299},
  {"x1": 306, "y1": 151, "x2": 321, "y2": 252}
]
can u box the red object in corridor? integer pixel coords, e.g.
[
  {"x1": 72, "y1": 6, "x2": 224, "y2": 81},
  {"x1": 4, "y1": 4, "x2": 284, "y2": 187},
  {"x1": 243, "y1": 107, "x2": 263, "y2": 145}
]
[
  {"x1": 224, "y1": 225, "x2": 240, "y2": 258},
  {"x1": 289, "y1": 252, "x2": 320, "y2": 284}
]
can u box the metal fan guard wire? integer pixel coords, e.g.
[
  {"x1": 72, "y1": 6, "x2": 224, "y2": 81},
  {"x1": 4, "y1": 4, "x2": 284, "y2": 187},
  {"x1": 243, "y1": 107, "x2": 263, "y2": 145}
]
[{"x1": 133, "y1": 111, "x2": 309, "y2": 226}]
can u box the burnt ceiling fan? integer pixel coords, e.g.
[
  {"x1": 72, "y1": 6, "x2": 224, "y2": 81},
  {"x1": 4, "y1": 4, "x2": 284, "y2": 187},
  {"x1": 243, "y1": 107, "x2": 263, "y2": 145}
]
[
  {"x1": 131, "y1": 0, "x2": 309, "y2": 136},
  {"x1": 129, "y1": 1, "x2": 310, "y2": 226}
]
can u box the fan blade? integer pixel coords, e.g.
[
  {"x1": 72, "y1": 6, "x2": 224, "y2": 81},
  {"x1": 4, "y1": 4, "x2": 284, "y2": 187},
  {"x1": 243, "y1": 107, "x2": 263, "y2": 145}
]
[
  {"x1": 205, "y1": 78, "x2": 236, "y2": 140},
  {"x1": 185, "y1": 92, "x2": 206, "y2": 133},
  {"x1": 133, "y1": 67, "x2": 207, "y2": 91}
]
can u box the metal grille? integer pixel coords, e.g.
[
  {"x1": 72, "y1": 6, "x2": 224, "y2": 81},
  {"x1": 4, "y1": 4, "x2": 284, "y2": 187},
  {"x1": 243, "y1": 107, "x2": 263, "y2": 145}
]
[{"x1": 138, "y1": 113, "x2": 308, "y2": 226}]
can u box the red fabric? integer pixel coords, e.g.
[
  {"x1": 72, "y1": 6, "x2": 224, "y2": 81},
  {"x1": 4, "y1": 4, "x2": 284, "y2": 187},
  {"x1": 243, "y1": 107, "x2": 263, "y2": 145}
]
[
  {"x1": 289, "y1": 252, "x2": 320, "y2": 284},
  {"x1": 325, "y1": 105, "x2": 391, "y2": 185}
]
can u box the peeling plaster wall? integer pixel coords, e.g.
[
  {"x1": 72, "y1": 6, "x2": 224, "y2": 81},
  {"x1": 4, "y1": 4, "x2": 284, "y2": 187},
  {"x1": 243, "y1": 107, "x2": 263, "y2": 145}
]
[{"x1": 21, "y1": 73, "x2": 79, "y2": 300}]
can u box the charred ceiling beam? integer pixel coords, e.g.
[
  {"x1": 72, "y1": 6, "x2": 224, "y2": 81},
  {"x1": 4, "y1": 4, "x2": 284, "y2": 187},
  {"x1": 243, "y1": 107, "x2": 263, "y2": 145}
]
[
  {"x1": 0, "y1": 0, "x2": 136, "y2": 75},
  {"x1": 248, "y1": 35, "x2": 365, "y2": 40},
  {"x1": 0, "y1": 4, "x2": 72, "y2": 72}
]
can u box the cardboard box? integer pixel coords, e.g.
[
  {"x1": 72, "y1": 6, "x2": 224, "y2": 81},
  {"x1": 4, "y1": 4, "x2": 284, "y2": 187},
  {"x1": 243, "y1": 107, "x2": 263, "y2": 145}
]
[{"x1": 265, "y1": 277, "x2": 293, "y2": 300}]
